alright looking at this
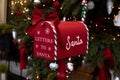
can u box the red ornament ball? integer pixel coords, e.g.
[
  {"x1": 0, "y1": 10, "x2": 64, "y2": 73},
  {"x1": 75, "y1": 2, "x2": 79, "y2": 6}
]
[
  {"x1": 53, "y1": 0, "x2": 60, "y2": 9},
  {"x1": 16, "y1": 11, "x2": 22, "y2": 16}
]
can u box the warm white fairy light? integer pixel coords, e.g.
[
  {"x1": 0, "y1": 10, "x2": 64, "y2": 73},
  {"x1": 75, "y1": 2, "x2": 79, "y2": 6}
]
[
  {"x1": 60, "y1": 7, "x2": 63, "y2": 10},
  {"x1": 118, "y1": 7, "x2": 120, "y2": 10},
  {"x1": 43, "y1": 4, "x2": 46, "y2": 7},
  {"x1": 105, "y1": 17, "x2": 107, "y2": 19},
  {"x1": 24, "y1": 0, "x2": 27, "y2": 3},
  {"x1": 23, "y1": 11, "x2": 25, "y2": 13},
  {"x1": 89, "y1": 25, "x2": 91, "y2": 27},
  {"x1": 26, "y1": 9, "x2": 29, "y2": 12},
  {"x1": 11, "y1": 1, "x2": 14, "y2": 5},
  {"x1": 36, "y1": 75, "x2": 39, "y2": 79},
  {"x1": 20, "y1": 1, "x2": 24, "y2": 5},
  {"x1": 17, "y1": 1, "x2": 20, "y2": 3},
  {"x1": 91, "y1": 36, "x2": 94, "y2": 40},
  {"x1": 117, "y1": 34, "x2": 120, "y2": 37},
  {"x1": 11, "y1": 12, "x2": 14, "y2": 15},
  {"x1": 108, "y1": 17, "x2": 110, "y2": 19},
  {"x1": 95, "y1": 24, "x2": 98, "y2": 27},
  {"x1": 103, "y1": 28, "x2": 106, "y2": 31},
  {"x1": 112, "y1": 37, "x2": 116, "y2": 40},
  {"x1": 90, "y1": 21, "x2": 92, "y2": 23},
  {"x1": 27, "y1": 17, "x2": 31, "y2": 20}
]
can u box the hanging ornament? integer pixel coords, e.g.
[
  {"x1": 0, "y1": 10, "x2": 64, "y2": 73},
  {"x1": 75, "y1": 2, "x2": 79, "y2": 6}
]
[
  {"x1": 12, "y1": 29, "x2": 17, "y2": 40},
  {"x1": 107, "y1": 0, "x2": 113, "y2": 15},
  {"x1": 87, "y1": 1, "x2": 95, "y2": 10},
  {"x1": 66, "y1": 58, "x2": 74, "y2": 72},
  {"x1": 53, "y1": 0, "x2": 60, "y2": 9},
  {"x1": 34, "y1": 0, "x2": 40, "y2": 4},
  {"x1": 113, "y1": 11, "x2": 120, "y2": 27},
  {"x1": 81, "y1": 0, "x2": 88, "y2": 22},
  {"x1": 26, "y1": 77, "x2": 29, "y2": 80},
  {"x1": 114, "y1": 76, "x2": 120, "y2": 80},
  {"x1": 109, "y1": 70, "x2": 114, "y2": 80},
  {"x1": 28, "y1": 55, "x2": 32, "y2": 61},
  {"x1": 63, "y1": 16, "x2": 66, "y2": 21},
  {"x1": 49, "y1": 62, "x2": 59, "y2": 71}
]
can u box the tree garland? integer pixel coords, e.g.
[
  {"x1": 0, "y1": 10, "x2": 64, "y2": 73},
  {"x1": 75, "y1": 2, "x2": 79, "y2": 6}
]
[{"x1": 86, "y1": 32, "x2": 120, "y2": 75}]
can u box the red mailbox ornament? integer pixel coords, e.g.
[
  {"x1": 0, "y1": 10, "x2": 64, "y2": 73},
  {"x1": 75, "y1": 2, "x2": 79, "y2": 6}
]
[{"x1": 27, "y1": 21, "x2": 88, "y2": 61}]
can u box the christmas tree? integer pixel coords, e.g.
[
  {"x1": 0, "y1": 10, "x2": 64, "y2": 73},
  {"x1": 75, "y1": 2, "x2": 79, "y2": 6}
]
[{"x1": 7, "y1": 0, "x2": 120, "y2": 80}]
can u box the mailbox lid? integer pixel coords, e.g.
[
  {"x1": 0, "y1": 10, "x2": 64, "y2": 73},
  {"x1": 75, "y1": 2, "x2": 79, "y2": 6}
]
[{"x1": 57, "y1": 21, "x2": 88, "y2": 59}]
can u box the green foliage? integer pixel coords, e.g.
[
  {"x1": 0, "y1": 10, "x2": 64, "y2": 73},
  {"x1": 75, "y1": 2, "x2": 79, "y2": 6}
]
[
  {"x1": 8, "y1": 0, "x2": 120, "y2": 79},
  {"x1": 110, "y1": 41, "x2": 120, "y2": 74},
  {"x1": 62, "y1": 0, "x2": 82, "y2": 18},
  {"x1": 0, "y1": 23, "x2": 14, "y2": 34},
  {"x1": 86, "y1": 32, "x2": 120, "y2": 73},
  {"x1": 27, "y1": 58, "x2": 56, "y2": 80},
  {"x1": 0, "y1": 64, "x2": 8, "y2": 73}
]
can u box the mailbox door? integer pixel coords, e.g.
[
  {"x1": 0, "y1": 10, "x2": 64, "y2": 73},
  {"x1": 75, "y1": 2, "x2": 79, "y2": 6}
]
[{"x1": 57, "y1": 21, "x2": 88, "y2": 59}]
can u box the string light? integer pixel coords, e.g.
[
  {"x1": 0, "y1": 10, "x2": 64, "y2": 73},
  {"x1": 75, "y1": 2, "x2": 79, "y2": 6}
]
[
  {"x1": 60, "y1": 7, "x2": 63, "y2": 10},
  {"x1": 89, "y1": 25, "x2": 91, "y2": 27},
  {"x1": 108, "y1": 17, "x2": 110, "y2": 20},
  {"x1": 91, "y1": 36, "x2": 94, "y2": 40},
  {"x1": 24, "y1": 0, "x2": 27, "y2": 3},
  {"x1": 20, "y1": 2, "x2": 24, "y2": 5},
  {"x1": 117, "y1": 34, "x2": 120, "y2": 37},
  {"x1": 11, "y1": 1, "x2": 14, "y2": 5},
  {"x1": 90, "y1": 21, "x2": 92, "y2": 23},
  {"x1": 43, "y1": 4, "x2": 46, "y2": 7},
  {"x1": 11, "y1": 12, "x2": 14, "y2": 15},
  {"x1": 118, "y1": 7, "x2": 120, "y2": 9},
  {"x1": 95, "y1": 24, "x2": 98, "y2": 27},
  {"x1": 105, "y1": 17, "x2": 107, "y2": 19},
  {"x1": 23, "y1": 11, "x2": 25, "y2": 13},
  {"x1": 27, "y1": 17, "x2": 31, "y2": 20},
  {"x1": 103, "y1": 28, "x2": 106, "y2": 31},
  {"x1": 10, "y1": 0, "x2": 31, "y2": 15},
  {"x1": 112, "y1": 37, "x2": 116, "y2": 40},
  {"x1": 36, "y1": 74, "x2": 39, "y2": 79}
]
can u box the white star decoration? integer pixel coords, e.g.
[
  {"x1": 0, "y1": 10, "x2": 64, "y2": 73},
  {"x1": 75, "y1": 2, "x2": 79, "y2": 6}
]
[
  {"x1": 35, "y1": 44, "x2": 38, "y2": 48},
  {"x1": 37, "y1": 31, "x2": 40, "y2": 35},
  {"x1": 45, "y1": 28, "x2": 50, "y2": 34},
  {"x1": 48, "y1": 47, "x2": 51, "y2": 51}
]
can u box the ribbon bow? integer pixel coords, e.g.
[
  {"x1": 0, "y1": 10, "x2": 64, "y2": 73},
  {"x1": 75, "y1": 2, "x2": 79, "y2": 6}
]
[
  {"x1": 99, "y1": 48, "x2": 114, "y2": 80},
  {"x1": 32, "y1": 7, "x2": 59, "y2": 26},
  {"x1": 32, "y1": 8, "x2": 43, "y2": 26},
  {"x1": 26, "y1": 7, "x2": 60, "y2": 37}
]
